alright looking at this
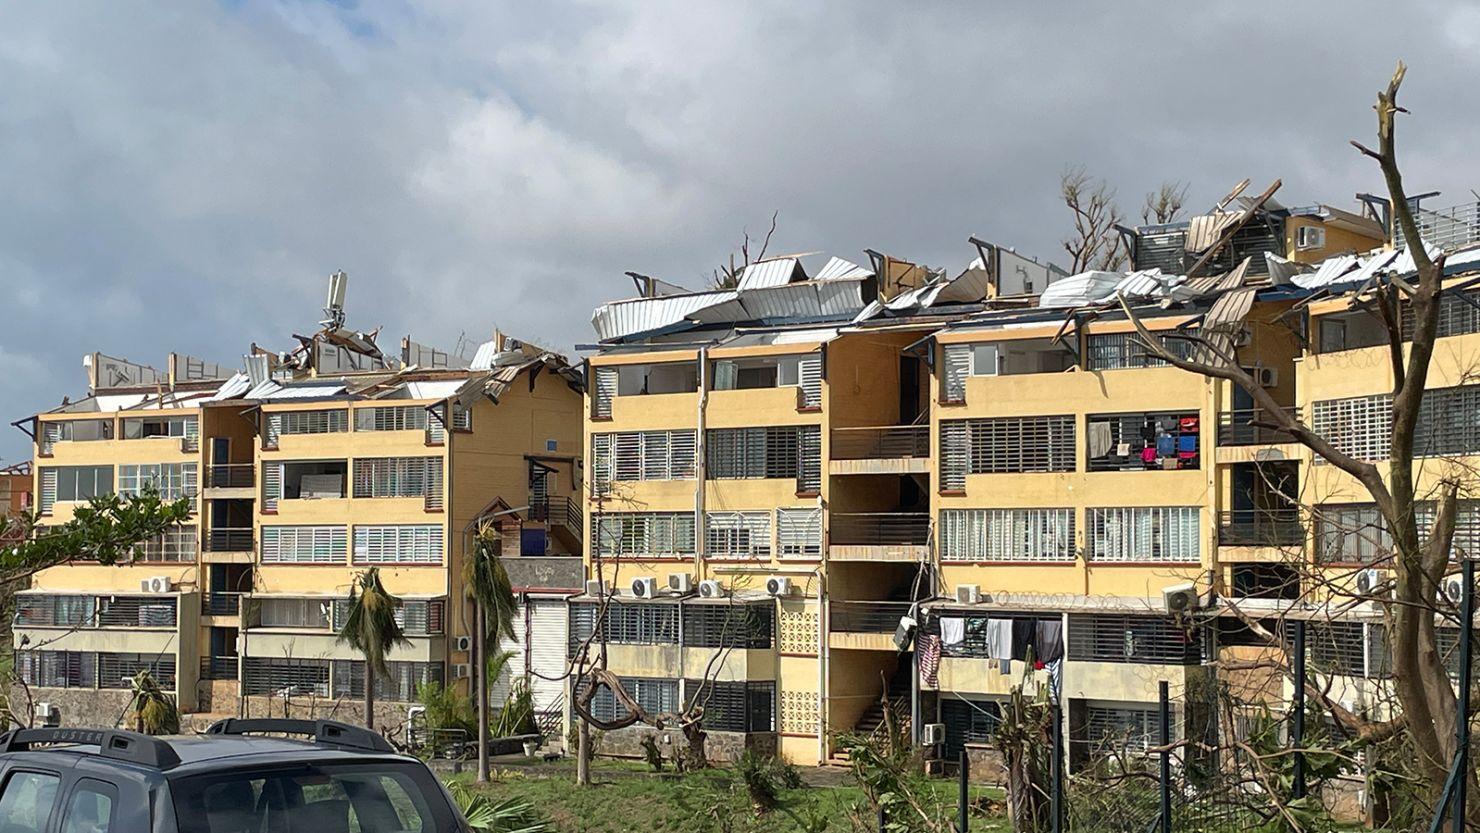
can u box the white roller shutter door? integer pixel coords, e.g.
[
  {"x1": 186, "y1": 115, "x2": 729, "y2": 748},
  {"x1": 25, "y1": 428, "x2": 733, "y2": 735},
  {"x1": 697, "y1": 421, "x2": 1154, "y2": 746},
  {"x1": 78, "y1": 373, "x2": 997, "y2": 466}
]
[{"x1": 528, "y1": 598, "x2": 568, "y2": 713}]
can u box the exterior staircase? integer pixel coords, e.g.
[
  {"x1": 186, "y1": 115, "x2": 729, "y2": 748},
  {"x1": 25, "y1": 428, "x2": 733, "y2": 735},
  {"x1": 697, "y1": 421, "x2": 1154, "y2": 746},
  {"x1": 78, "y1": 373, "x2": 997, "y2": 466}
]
[{"x1": 828, "y1": 659, "x2": 914, "y2": 765}]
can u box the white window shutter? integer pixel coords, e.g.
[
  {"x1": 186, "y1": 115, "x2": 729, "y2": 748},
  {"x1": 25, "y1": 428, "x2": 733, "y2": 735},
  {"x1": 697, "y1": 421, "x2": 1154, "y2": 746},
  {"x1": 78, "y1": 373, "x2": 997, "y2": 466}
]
[
  {"x1": 593, "y1": 367, "x2": 617, "y2": 418},
  {"x1": 943, "y1": 345, "x2": 972, "y2": 402}
]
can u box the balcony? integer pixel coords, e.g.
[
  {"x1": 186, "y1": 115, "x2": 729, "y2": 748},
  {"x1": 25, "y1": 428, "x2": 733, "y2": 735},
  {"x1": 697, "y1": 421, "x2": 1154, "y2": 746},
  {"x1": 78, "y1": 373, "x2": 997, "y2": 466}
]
[
  {"x1": 829, "y1": 426, "x2": 930, "y2": 475},
  {"x1": 828, "y1": 512, "x2": 930, "y2": 562},
  {"x1": 1218, "y1": 408, "x2": 1300, "y2": 447},
  {"x1": 1218, "y1": 508, "x2": 1304, "y2": 548},
  {"x1": 200, "y1": 655, "x2": 239, "y2": 681},
  {"x1": 1396, "y1": 200, "x2": 1480, "y2": 252},
  {"x1": 204, "y1": 463, "x2": 255, "y2": 494},
  {"x1": 201, "y1": 592, "x2": 242, "y2": 617},
  {"x1": 830, "y1": 600, "x2": 914, "y2": 650},
  {"x1": 204, "y1": 527, "x2": 253, "y2": 555}
]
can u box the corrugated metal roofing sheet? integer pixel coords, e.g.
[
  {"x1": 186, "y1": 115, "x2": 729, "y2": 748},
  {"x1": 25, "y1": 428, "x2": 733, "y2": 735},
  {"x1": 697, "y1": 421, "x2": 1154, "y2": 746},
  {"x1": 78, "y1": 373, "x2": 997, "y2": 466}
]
[
  {"x1": 591, "y1": 291, "x2": 737, "y2": 341},
  {"x1": 1292, "y1": 255, "x2": 1358, "y2": 289},
  {"x1": 736, "y1": 258, "x2": 803, "y2": 290},
  {"x1": 401, "y1": 380, "x2": 468, "y2": 400},
  {"x1": 814, "y1": 257, "x2": 873, "y2": 281},
  {"x1": 208, "y1": 373, "x2": 253, "y2": 401},
  {"x1": 249, "y1": 382, "x2": 346, "y2": 400},
  {"x1": 686, "y1": 279, "x2": 870, "y2": 325}
]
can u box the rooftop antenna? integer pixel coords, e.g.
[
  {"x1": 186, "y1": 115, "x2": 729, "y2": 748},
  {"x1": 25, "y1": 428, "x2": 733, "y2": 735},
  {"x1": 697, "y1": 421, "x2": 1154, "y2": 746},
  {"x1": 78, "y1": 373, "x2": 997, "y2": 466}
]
[{"x1": 322, "y1": 271, "x2": 349, "y2": 330}]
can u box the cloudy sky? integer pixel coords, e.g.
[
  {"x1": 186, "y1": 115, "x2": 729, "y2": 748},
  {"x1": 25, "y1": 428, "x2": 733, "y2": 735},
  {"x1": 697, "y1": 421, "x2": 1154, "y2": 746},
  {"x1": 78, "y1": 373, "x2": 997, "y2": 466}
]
[{"x1": 2, "y1": 2, "x2": 1477, "y2": 463}]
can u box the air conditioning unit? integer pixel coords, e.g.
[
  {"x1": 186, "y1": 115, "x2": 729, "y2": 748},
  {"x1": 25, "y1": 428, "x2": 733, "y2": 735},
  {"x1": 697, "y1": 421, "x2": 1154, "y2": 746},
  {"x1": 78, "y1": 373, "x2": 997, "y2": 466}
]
[
  {"x1": 1356, "y1": 568, "x2": 1383, "y2": 597},
  {"x1": 955, "y1": 584, "x2": 981, "y2": 605},
  {"x1": 1296, "y1": 225, "x2": 1326, "y2": 251},
  {"x1": 698, "y1": 579, "x2": 726, "y2": 599},
  {"x1": 922, "y1": 723, "x2": 946, "y2": 746},
  {"x1": 631, "y1": 577, "x2": 659, "y2": 598},
  {"x1": 668, "y1": 574, "x2": 693, "y2": 594},
  {"x1": 1162, "y1": 583, "x2": 1200, "y2": 615},
  {"x1": 1254, "y1": 367, "x2": 1279, "y2": 388},
  {"x1": 34, "y1": 703, "x2": 59, "y2": 728},
  {"x1": 893, "y1": 614, "x2": 918, "y2": 652},
  {"x1": 1443, "y1": 576, "x2": 1464, "y2": 605},
  {"x1": 451, "y1": 663, "x2": 472, "y2": 680},
  {"x1": 765, "y1": 576, "x2": 792, "y2": 597},
  {"x1": 584, "y1": 579, "x2": 608, "y2": 598},
  {"x1": 454, "y1": 635, "x2": 474, "y2": 653},
  {"x1": 141, "y1": 576, "x2": 172, "y2": 594}
]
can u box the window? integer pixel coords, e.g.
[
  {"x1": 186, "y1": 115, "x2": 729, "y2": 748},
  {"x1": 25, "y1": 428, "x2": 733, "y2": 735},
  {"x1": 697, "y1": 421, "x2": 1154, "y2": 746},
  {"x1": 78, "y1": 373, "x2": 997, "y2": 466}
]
[
  {"x1": 594, "y1": 512, "x2": 696, "y2": 559},
  {"x1": 1306, "y1": 621, "x2": 1380, "y2": 678},
  {"x1": 1310, "y1": 394, "x2": 1391, "y2": 461},
  {"x1": 353, "y1": 457, "x2": 443, "y2": 500},
  {"x1": 939, "y1": 416, "x2": 1075, "y2": 489},
  {"x1": 16, "y1": 595, "x2": 96, "y2": 627},
  {"x1": 1087, "y1": 412, "x2": 1200, "y2": 471},
  {"x1": 1087, "y1": 506, "x2": 1200, "y2": 562},
  {"x1": 682, "y1": 603, "x2": 774, "y2": 648},
  {"x1": 121, "y1": 415, "x2": 197, "y2": 440},
  {"x1": 1082, "y1": 704, "x2": 1163, "y2": 753},
  {"x1": 1067, "y1": 615, "x2": 1203, "y2": 664},
  {"x1": 51, "y1": 466, "x2": 113, "y2": 502},
  {"x1": 257, "y1": 597, "x2": 332, "y2": 629},
  {"x1": 118, "y1": 463, "x2": 198, "y2": 501},
  {"x1": 1401, "y1": 286, "x2": 1480, "y2": 340},
  {"x1": 586, "y1": 677, "x2": 678, "y2": 723},
  {"x1": 264, "y1": 409, "x2": 348, "y2": 445},
  {"x1": 60, "y1": 781, "x2": 114, "y2": 833},
  {"x1": 451, "y1": 403, "x2": 473, "y2": 431},
  {"x1": 684, "y1": 680, "x2": 774, "y2": 732},
  {"x1": 712, "y1": 354, "x2": 822, "y2": 407},
  {"x1": 592, "y1": 366, "x2": 617, "y2": 418},
  {"x1": 97, "y1": 653, "x2": 175, "y2": 689},
  {"x1": 260, "y1": 525, "x2": 347, "y2": 564},
  {"x1": 705, "y1": 512, "x2": 772, "y2": 559},
  {"x1": 171, "y1": 762, "x2": 453, "y2": 833},
  {"x1": 939, "y1": 508, "x2": 1075, "y2": 562},
  {"x1": 353, "y1": 525, "x2": 443, "y2": 564},
  {"x1": 333, "y1": 660, "x2": 444, "y2": 702},
  {"x1": 242, "y1": 657, "x2": 331, "y2": 696},
  {"x1": 1316, "y1": 504, "x2": 1391, "y2": 564},
  {"x1": 941, "y1": 697, "x2": 1004, "y2": 759},
  {"x1": 617, "y1": 362, "x2": 699, "y2": 396},
  {"x1": 134, "y1": 525, "x2": 197, "y2": 563},
  {"x1": 776, "y1": 507, "x2": 822, "y2": 557},
  {"x1": 568, "y1": 602, "x2": 679, "y2": 647},
  {"x1": 706, "y1": 426, "x2": 821, "y2": 488},
  {"x1": 1085, "y1": 332, "x2": 1193, "y2": 370},
  {"x1": 590, "y1": 430, "x2": 697, "y2": 490},
  {"x1": 0, "y1": 771, "x2": 60, "y2": 833},
  {"x1": 15, "y1": 651, "x2": 95, "y2": 688},
  {"x1": 331, "y1": 599, "x2": 444, "y2": 636},
  {"x1": 354, "y1": 405, "x2": 429, "y2": 432},
  {"x1": 39, "y1": 419, "x2": 112, "y2": 453},
  {"x1": 97, "y1": 596, "x2": 176, "y2": 627}
]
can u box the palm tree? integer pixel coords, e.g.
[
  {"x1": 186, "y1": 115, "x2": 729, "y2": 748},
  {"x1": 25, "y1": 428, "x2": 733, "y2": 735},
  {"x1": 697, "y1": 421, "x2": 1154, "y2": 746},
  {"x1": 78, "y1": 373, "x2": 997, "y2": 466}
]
[
  {"x1": 337, "y1": 567, "x2": 409, "y2": 730},
  {"x1": 466, "y1": 524, "x2": 519, "y2": 782},
  {"x1": 129, "y1": 670, "x2": 179, "y2": 735}
]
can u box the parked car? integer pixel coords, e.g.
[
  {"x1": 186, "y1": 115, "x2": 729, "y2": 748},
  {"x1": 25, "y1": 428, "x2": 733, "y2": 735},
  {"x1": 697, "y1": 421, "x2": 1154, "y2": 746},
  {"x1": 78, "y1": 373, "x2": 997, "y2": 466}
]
[{"x1": 0, "y1": 718, "x2": 471, "y2": 832}]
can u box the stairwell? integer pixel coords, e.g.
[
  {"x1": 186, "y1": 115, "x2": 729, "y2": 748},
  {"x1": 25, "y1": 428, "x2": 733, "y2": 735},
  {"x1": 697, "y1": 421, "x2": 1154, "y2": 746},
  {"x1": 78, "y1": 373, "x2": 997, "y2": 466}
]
[{"x1": 829, "y1": 658, "x2": 914, "y2": 764}]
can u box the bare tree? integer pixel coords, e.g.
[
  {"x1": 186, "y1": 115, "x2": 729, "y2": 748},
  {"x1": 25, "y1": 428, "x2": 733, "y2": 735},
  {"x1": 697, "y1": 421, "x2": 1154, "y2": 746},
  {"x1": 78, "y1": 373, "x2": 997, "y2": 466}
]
[
  {"x1": 711, "y1": 211, "x2": 779, "y2": 289},
  {"x1": 1117, "y1": 62, "x2": 1474, "y2": 824},
  {"x1": 1142, "y1": 180, "x2": 1190, "y2": 225},
  {"x1": 1061, "y1": 167, "x2": 1127, "y2": 272}
]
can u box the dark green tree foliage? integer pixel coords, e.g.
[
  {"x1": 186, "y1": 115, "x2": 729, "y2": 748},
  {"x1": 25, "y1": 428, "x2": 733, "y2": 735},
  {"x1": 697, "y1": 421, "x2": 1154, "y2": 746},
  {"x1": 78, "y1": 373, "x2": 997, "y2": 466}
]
[
  {"x1": 337, "y1": 567, "x2": 410, "y2": 729},
  {"x1": 0, "y1": 486, "x2": 190, "y2": 581}
]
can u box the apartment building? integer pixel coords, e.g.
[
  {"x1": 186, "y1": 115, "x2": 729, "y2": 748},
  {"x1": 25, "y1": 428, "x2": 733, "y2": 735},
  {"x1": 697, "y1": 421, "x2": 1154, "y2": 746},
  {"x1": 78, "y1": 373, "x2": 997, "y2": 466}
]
[
  {"x1": 575, "y1": 190, "x2": 1414, "y2": 767},
  {"x1": 13, "y1": 285, "x2": 585, "y2": 730}
]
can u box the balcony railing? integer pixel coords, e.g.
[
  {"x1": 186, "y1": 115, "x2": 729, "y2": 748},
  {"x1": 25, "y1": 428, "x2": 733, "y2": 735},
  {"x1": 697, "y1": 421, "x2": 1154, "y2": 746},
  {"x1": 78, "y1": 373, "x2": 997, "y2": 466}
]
[
  {"x1": 529, "y1": 495, "x2": 581, "y2": 537},
  {"x1": 201, "y1": 592, "x2": 242, "y2": 617},
  {"x1": 831, "y1": 600, "x2": 915, "y2": 633},
  {"x1": 829, "y1": 513, "x2": 931, "y2": 547},
  {"x1": 205, "y1": 464, "x2": 255, "y2": 489},
  {"x1": 205, "y1": 527, "x2": 253, "y2": 553},
  {"x1": 830, "y1": 426, "x2": 930, "y2": 460},
  {"x1": 1395, "y1": 200, "x2": 1480, "y2": 252},
  {"x1": 1218, "y1": 407, "x2": 1300, "y2": 446},
  {"x1": 1219, "y1": 508, "x2": 1304, "y2": 547},
  {"x1": 200, "y1": 655, "x2": 239, "y2": 681}
]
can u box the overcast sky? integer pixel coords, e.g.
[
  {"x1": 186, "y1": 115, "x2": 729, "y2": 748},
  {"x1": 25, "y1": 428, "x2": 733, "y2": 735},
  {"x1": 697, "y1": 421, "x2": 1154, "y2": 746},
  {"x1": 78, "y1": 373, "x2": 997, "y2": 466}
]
[{"x1": 2, "y1": 2, "x2": 1478, "y2": 463}]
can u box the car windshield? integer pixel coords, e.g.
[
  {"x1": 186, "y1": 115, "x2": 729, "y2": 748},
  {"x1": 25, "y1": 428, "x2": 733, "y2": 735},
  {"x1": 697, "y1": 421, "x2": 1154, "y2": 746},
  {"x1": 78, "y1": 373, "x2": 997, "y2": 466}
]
[{"x1": 169, "y1": 760, "x2": 457, "y2": 833}]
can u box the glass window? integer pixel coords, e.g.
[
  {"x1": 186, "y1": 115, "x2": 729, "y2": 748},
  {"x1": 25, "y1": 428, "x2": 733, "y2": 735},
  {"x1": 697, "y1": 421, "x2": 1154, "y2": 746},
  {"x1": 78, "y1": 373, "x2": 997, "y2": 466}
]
[
  {"x1": 0, "y1": 771, "x2": 60, "y2": 833},
  {"x1": 61, "y1": 782, "x2": 114, "y2": 833},
  {"x1": 54, "y1": 466, "x2": 113, "y2": 502},
  {"x1": 171, "y1": 763, "x2": 451, "y2": 833}
]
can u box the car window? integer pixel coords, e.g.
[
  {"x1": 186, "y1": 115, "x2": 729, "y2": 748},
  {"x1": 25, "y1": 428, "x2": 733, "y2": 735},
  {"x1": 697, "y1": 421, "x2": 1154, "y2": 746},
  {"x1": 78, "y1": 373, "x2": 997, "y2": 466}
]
[
  {"x1": 173, "y1": 762, "x2": 451, "y2": 833},
  {"x1": 61, "y1": 781, "x2": 115, "y2": 833},
  {"x1": 0, "y1": 771, "x2": 60, "y2": 833}
]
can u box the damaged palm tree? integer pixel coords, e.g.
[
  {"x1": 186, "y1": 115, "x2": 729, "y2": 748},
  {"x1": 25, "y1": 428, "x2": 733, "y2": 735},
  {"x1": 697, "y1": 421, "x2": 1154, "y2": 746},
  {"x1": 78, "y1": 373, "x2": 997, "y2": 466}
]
[
  {"x1": 129, "y1": 670, "x2": 179, "y2": 735},
  {"x1": 336, "y1": 567, "x2": 410, "y2": 731},
  {"x1": 466, "y1": 523, "x2": 519, "y2": 783},
  {"x1": 1115, "y1": 62, "x2": 1477, "y2": 825}
]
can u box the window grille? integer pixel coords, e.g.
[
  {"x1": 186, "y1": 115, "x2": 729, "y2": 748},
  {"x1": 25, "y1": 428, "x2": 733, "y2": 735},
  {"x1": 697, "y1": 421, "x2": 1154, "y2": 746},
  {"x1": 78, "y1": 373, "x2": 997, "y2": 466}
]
[
  {"x1": 682, "y1": 603, "x2": 774, "y2": 648},
  {"x1": 586, "y1": 676, "x2": 678, "y2": 723},
  {"x1": 797, "y1": 425, "x2": 821, "y2": 493},
  {"x1": 567, "y1": 602, "x2": 679, "y2": 648},
  {"x1": 16, "y1": 651, "x2": 95, "y2": 688},
  {"x1": 706, "y1": 426, "x2": 820, "y2": 484},
  {"x1": 1417, "y1": 499, "x2": 1480, "y2": 559},
  {"x1": 134, "y1": 524, "x2": 197, "y2": 563},
  {"x1": 355, "y1": 405, "x2": 429, "y2": 432},
  {"x1": 118, "y1": 463, "x2": 199, "y2": 501},
  {"x1": 1310, "y1": 394, "x2": 1392, "y2": 463},
  {"x1": 939, "y1": 508, "x2": 1075, "y2": 561},
  {"x1": 591, "y1": 430, "x2": 697, "y2": 490},
  {"x1": 260, "y1": 525, "x2": 347, "y2": 564},
  {"x1": 257, "y1": 597, "x2": 332, "y2": 629},
  {"x1": 331, "y1": 598, "x2": 444, "y2": 636},
  {"x1": 1305, "y1": 621, "x2": 1379, "y2": 677},
  {"x1": 684, "y1": 679, "x2": 775, "y2": 731},
  {"x1": 940, "y1": 697, "x2": 1004, "y2": 758},
  {"x1": 942, "y1": 344, "x2": 973, "y2": 402},
  {"x1": 353, "y1": 456, "x2": 443, "y2": 499},
  {"x1": 776, "y1": 508, "x2": 822, "y2": 557},
  {"x1": 593, "y1": 512, "x2": 696, "y2": 559},
  {"x1": 332, "y1": 660, "x2": 444, "y2": 702},
  {"x1": 98, "y1": 596, "x2": 176, "y2": 627},
  {"x1": 15, "y1": 595, "x2": 96, "y2": 628},
  {"x1": 705, "y1": 512, "x2": 772, "y2": 559},
  {"x1": 98, "y1": 653, "x2": 176, "y2": 690},
  {"x1": 1087, "y1": 506, "x2": 1200, "y2": 562},
  {"x1": 1315, "y1": 504, "x2": 1390, "y2": 564},
  {"x1": 592, "y1": 367, "x2": 617, "y2": 418},
  {"x1": 266, "y1": 409, "x2": 348, "y2": 444},
  {"x1": 1086, "y1": 411, "x2": 1200, "y2": 471},
  {"x1": 242, "y1": 657, "x2": 330, "y2": 697},
  {"x1": 1415, "y1": 384, "x2": 1480, "y2": 459},
  {"x1": 451, "y1": 404, "x2": 472, "y2": 431},
  {"x1": 1082, "y1": 704, "x2": 1164, "y2": 752},
  {"x1": 1400, "y1": 287, "x2": 1480, "y2": 340},
  {"x1": 1066, "y1": 614, "x2": 1203, "y2": 664},
  {"x1": 353, "y1": 524, "x2": 443, "y2": 564},
  {"x1": 940, "y1": 422, "x2": 968, "y2": 491},
  {"x1": 940, "y1": 416, "x2": 1075, "y2": 484},
  {"x1": 1085, "y1": 332, "x2": 1193, "y2": 370}
]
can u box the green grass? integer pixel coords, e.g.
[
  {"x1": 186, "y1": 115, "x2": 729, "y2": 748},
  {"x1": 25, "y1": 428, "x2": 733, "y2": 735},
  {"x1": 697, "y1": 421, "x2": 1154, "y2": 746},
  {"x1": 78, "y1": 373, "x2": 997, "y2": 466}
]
[{"x1": 452, "y1": 759, "x2": 1010, "y2": 833}]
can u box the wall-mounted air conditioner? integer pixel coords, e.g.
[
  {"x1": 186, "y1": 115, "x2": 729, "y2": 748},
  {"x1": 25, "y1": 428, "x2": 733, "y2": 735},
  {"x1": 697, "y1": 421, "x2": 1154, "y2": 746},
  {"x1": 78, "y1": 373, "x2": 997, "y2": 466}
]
[
  {"x1": 630, "y1": 577, "x2": 659, "y2": 598},
  {"x1": 698, "y1": 580, "x2": 726, "y2": 599},
  {"x1": 668, "y1": 574, "x2": 693, "y2": 594}
]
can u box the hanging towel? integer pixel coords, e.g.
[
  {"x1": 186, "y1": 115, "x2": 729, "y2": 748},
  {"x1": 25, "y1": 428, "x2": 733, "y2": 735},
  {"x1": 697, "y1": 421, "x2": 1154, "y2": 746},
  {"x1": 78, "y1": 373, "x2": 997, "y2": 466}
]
[
  {"x1": 1011, "y1": 619, "x2": 1035, "y2": 661},
  {"x1": 1140, "y1": 446, "x2": 1158, "y2": 465},
  {"x1": 940, "y1": 617, "x2": 966, "y2": 647},
  {"x1": 1177, "y1": 434, "x2": 1198, "y2": 453},
  {"x1": 1045, "y1": 658, "x2": 1064, "y2": 701},
  {"x1": 1088, "y1": 421, "x2": 1114, "y2": 458},
  {"x1": 1156, "y1": 434, "x2": 1176, "y2": 457},
  {"x1": 986, "y1": 618, "x2": 1013, "y2": 661},
  {"x1": 1034, "y1": 619, "x2": 1064, "y2": 663},
  {"x1": 1116, "y1": 442, "x2": 1132, "y2": 457},
  {"x1": 918, "y1": 634, "x2": 941, "y2": 688}
]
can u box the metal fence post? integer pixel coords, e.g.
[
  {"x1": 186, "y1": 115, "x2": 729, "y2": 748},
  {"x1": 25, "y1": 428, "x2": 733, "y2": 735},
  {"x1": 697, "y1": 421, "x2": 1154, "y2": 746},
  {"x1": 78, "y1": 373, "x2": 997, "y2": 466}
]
[
  {"x1": 1455, "y1": 558, "x2": 1474, "y2": 833},
  {"x1": 1292, "y1": 618, "x2": 1307, "y2": 801},
  {"x1": 878, "y1": 802, "x2": 886, "y2": 833},
  {"x1": 1052, "y1": 700, "x2": 1064, "y2": 833},
  {"x1": 1159, "y1": 680, "x2": 1171, "y2": 833},
  {"x1": 958, "y1": 748, "x2": 969, "y2": 833}
]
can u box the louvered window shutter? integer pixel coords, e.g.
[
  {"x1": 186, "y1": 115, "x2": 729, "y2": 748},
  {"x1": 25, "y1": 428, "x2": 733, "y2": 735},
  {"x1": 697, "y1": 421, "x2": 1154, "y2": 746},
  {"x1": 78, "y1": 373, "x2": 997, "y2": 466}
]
[
  {"x1": 941, "y1": 421, "x2": 968, "y2": 491},
  {"x1": 943, "y1": 345, "x2": 972, "y2": 402},
  {"x1": 798, "y1": 355, "x2": 822, "y2": 408},
  {"x1": 593, "y1": 367, "x2": 617, "y2": 418},
  {"x1": 39, "y1": 468, "x2": 57, "y2": 515},
  {"x1": 262, "y1": 463, "x2": 283, "y2": 511}
]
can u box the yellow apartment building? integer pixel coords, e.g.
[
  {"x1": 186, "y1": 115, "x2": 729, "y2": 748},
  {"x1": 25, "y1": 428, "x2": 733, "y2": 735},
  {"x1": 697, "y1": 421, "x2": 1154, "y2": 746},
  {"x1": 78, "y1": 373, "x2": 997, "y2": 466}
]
[{"x1": 13, "y1": 296, "x2": 586, "y2": 732}]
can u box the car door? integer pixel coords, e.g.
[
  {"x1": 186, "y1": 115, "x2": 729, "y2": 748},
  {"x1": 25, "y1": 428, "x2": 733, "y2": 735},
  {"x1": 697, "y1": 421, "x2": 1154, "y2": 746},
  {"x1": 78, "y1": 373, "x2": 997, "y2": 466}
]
[
  {"x1": 0, "y1": 767, "x2": 63, "y2": 833},
  {"x1": 55, "y1": 778, "x2": 118, "y2": 833}
]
